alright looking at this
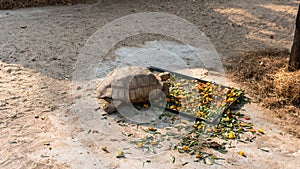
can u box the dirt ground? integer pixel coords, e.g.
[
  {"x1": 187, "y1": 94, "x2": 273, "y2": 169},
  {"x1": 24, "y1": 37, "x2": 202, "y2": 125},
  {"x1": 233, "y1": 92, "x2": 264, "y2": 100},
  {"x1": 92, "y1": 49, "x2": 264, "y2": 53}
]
[
  {"x1": 0, "y1": 0, "x2": 95, "y2": 10},
  {"x1": 0, "y1": 0, "x2": 299, "y2": 168}
]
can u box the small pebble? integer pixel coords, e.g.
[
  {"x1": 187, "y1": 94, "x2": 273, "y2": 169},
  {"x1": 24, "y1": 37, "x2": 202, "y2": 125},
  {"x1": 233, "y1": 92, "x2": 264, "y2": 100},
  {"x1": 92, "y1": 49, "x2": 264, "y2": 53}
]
[
  {"x1": 35, "y1": 114, "x2": 39, "y2": 119},
  {"x1": 258, "y1": 129, "x2": 264, "y2": 134},
  {"x1": 41, "y1": 116, "x2": 45, "y2": 120}
]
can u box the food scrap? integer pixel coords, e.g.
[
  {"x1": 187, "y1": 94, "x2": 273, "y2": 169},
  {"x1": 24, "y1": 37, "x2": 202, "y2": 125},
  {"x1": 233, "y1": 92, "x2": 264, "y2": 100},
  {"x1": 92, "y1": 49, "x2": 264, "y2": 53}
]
[
  {"x1": 116, "y1": 150, "x2": 125, "y2": 158},
  {"x1": 238, "y1": 150, "x2": 245, "y2": 156},
  {"x1": 128, "y1": 70, "x2": 264, "y2": 165}
]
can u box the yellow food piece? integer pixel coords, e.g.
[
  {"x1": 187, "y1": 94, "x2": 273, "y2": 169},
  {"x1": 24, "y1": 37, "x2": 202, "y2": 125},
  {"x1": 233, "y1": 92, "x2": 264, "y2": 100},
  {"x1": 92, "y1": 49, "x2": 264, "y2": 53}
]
[
  {"x1": 224, "y1": 116, "x2": 230, "y2": 122},
  {"x1": 195, "y1": 153, "x2": 202, "y2": 159},
  {"x1": 150, "y1": 141, "x2": 157, "y2": 145},
  {"x1": 182, "y1": 146, "x2": 189, "y2": 151},
  {"x1": 169, "y1": 105, "x2": 177, "y2": 110},
  {"x1": 117, "y1": 150, "x2": 123, "y2": 156},
  {"x1": 197, "y1": 125, "x2": 203, "y2": 130},
  {"x1": 238, "y1": 150, "x2": 245, "y2": 156},
  {"x1": 228, "y1": 132, "x2": 235, "y2": 139},
  {"x1": 212, "y1": 127, "x2": 219, "y2": 133},
  {"x1": 239, "y1": 122, "x2": 246, "y2": 127},
  {"x1": 258, "y1": 129, "x2": 264, "y2": 133},
  {"x1": 137, "y1": 142, "x2": 143, "y2": 148},
  {"x1": 227, "y1": 98, "x2": 234, "y2": 102},
  {"x1": 176, "y1": 107, "x2": 181, "y2": 111}
]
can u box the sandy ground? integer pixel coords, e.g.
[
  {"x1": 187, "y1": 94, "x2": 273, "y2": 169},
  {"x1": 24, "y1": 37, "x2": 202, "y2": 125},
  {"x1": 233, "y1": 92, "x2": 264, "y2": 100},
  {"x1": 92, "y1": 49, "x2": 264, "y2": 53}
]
[{"x1": 0, "y1": 0, "x2": 299, "y2": 168}]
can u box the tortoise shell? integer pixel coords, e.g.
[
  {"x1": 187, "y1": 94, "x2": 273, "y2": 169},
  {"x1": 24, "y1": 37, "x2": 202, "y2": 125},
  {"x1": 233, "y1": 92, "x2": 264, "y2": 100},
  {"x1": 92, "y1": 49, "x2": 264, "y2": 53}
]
[{"x1": 96, "y1": 66, "x2": 169, "y2": 104}]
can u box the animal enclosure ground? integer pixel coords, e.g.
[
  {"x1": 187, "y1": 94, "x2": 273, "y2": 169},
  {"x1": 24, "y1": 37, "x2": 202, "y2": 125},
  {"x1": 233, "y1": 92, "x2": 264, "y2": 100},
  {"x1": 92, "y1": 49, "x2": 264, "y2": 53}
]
[{"x1": 0, "y1": 0, "x2": 299, "y2": 168}]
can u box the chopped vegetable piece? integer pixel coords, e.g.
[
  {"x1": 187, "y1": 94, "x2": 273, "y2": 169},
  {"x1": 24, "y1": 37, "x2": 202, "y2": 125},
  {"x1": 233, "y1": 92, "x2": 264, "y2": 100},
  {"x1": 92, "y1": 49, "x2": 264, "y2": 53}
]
[
  {"x1": 195, "y1": 153, "x2": 202, "y2": 159},
  {"x1": 137, "y1": 142, "x2": 143, "y2": 148},
  {"x1": 148, "y1": 126, "x2": 156, "y2": 131},
  {"x1": 182, "y1": 146, "x2": 189, "y2": 151},
  {"x1": 244, "y1": 115, "x2": 250, "y2": 120},
  {"x1": 116, "y1": 150, "x2": 124, "y2": 158},
  {"x1": 258, "y1": 129, "x2": 264, "y2": 134},
  {"x1": 249, "y1": 129, "x2": 256, "y2": 133},
  {"x1": 228, "y1": 132, "x2": 235, "y2": 139},
  {"x1": 238, "y1": 150, "x2": 245, "y2": 156},
  {"x1": 150, "y1": 141, "x2": 157, "y2": 145}
]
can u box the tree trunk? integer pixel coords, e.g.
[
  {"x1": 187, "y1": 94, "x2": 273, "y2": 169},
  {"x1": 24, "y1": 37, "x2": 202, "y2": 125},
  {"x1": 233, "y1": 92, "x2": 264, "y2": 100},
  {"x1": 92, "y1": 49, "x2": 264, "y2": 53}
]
[{"x1": 289, "y1": 4, "x2": 300, "y2": 71}]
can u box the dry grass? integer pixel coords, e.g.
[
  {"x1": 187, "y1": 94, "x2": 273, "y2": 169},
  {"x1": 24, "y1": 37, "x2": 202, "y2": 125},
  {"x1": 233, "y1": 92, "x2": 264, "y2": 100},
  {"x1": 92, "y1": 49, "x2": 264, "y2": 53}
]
[
  {"x1": 0, "y1": 0, "x2": 95, "y2": 9},
  {"x1": 274, "y1": 70, "x2": 300, "y2": 105},
  {"x1": 226, "y1": 49, "x2": 300, "y2": 117}
]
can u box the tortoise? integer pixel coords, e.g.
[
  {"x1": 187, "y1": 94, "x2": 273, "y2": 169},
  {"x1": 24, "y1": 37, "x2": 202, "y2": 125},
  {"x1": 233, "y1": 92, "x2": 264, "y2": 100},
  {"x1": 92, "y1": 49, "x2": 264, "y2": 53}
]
[{"x1": 96, "y1": 66, "x2": 170, "y2": 113}]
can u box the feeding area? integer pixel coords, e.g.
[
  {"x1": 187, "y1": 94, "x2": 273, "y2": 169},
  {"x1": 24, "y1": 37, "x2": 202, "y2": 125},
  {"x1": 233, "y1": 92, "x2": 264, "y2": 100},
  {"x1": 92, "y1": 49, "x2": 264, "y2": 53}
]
[
  {"x1": 92, "y1": 40, "x2": 266, "y2": 165},
  {"x1": 99, "y1": 66, "x2": 263, "y2": 165}
]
